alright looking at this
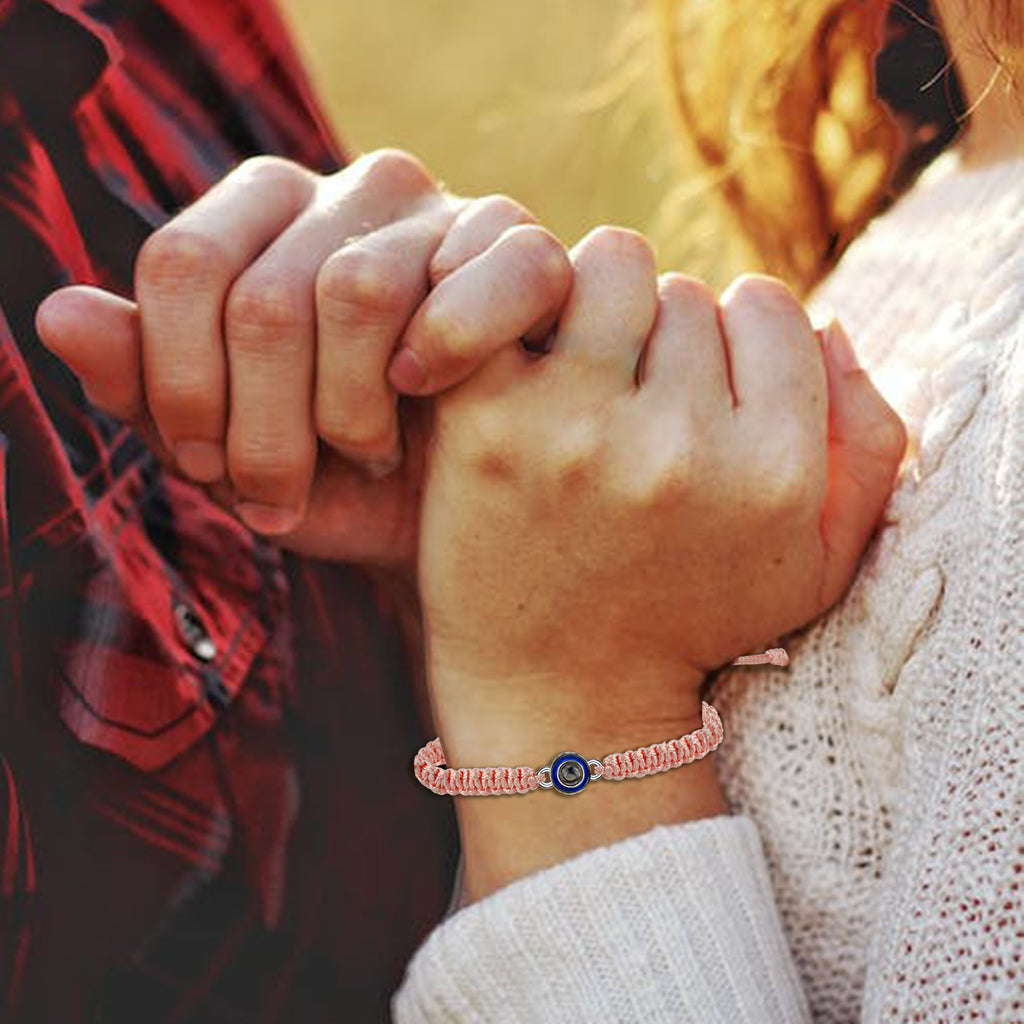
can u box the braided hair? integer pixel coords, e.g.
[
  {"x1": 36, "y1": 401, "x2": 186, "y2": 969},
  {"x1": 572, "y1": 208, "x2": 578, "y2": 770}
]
[{"x1": 654, "y1": 0, "x2": 1009, "y2": 294}]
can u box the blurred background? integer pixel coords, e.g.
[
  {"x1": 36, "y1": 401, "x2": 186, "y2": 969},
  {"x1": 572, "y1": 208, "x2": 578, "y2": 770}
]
[{"x1": 279, "y1": 0, "x2": 754, "y2": 289}]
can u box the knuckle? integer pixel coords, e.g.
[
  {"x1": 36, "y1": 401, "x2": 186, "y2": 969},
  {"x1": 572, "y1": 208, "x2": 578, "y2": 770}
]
[
  {"x1": 545, "y1": 415, "x2": 604, "y2": 487},
  {"x1": 236, "y1": 154, "x2": 304, "y2": 188},
  {"x1": 657, "y1": 453, "x2": 699, "y2": 502},
  {"x1": 357, "y1": 148, "x2": 436, "y2": 195},
  {"x1": 614, "y1": 416, "x2": 702, "y2": 505},
  {"x1": 417, "y1": 300, "x2": 475, "y2": 361},
  {"x1": 579, "y1": 225, "x2": 656, "y2": 267},
  {"x1": 476, "y1": 194, "x2": 536, "y2": 225},
  {"x1": 722, "y1": 273, "x2": 801, "y2": 317},
  {"x1": 228, "y1": 439, "x2": 310, "y2": 493},
  {"x1": 639, "y1": 445, "x2": 700, "y2": 508},
  {"x1": 316, "y1": 246, "x2": 406, "y2": 320},
  {"x1": 475, "y1": 444, "x2": 519, "y2": 481},
  {"x1": 506, "y1": 225, "x2": 571, "y2": 287},
  {"x1": 657, "y1": 272, "x2": 717, "y2": 310},
  {"x1": 453, "y1": 406, "x2": 518, "y2": 477},
  {"x1": 760, "y1": 458, "x2": 815, "y2": 512},
  {"x1": 315, "y1": 399, "x2": 395, "y2": 458},
  {"x1": 226, "y1": 278, "x2": 311, "y2": 338},
  {"x1": 147, "y1": 374, "x2": 219, "y2": 419},
  {"x1": 137, "y1": 229, "x2": 223, "y2": 290},
  {"x1": 429, "y1": 197, "x2": 540, "y2": 284},
  {"x1": 235, "y1": 155, "x2": 315, "y2": 209}
]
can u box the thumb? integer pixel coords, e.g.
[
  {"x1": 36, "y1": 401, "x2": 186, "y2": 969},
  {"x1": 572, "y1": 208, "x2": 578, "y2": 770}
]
[
  {"x1": 817, "y1": 318, "x2": 908, "y2": 610},
  {"x1": 36, "y1": 285, "x2": 146, "y2": 422}
]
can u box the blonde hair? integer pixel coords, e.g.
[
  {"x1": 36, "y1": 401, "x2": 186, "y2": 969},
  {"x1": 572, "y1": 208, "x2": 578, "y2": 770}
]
[{"x1": 656, "y1": 0, "x2": 1022, "y2": 295}]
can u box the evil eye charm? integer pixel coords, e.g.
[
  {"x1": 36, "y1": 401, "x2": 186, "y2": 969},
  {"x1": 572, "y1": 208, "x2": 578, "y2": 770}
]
[{"x1": 540, "y1": 751, "x2": 594, "y2": 795}]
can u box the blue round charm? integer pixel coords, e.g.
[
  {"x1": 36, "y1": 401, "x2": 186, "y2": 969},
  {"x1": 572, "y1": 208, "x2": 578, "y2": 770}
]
[{"x1": 550, "y1": 751, "x2": 591, "y2": 795}]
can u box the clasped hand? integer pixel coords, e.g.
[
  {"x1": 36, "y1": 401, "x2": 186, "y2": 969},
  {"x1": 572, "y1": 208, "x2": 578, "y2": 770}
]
[
  {"x1": 37, "y1": 149, "x2": 569, "y2": 567},
  {"x1": 37, "y1": 147, "x2": 907, "y2": 760}
]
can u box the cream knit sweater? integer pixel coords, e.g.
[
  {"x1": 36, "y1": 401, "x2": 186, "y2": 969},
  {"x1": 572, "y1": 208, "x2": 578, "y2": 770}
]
[{"x1": 392, "y1": 150, "x2": 1023, "y2": 1024}]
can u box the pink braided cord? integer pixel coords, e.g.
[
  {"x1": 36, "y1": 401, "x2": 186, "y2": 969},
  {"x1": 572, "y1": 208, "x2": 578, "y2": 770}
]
[
  {"x1": 412, "y1": 701, "x2": 722, "y2": 795},
  {"x1": 413, "y1": 737, "x2": 541, "y2": 796},
  {"x1": 732, "y1": 647, "x2": 788, "y2": 666},
  {"x1": 412, "y1": 649, "x2": 784, "y2": 796},
  {"x1": 600, "y1": 700, "x2": 723, "y2": 780}
]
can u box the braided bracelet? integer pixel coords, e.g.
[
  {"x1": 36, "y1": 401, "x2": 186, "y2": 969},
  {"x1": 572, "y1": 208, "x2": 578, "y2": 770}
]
[{"x1": 413, "y1": 647, "x2": 788, "y2": 797}]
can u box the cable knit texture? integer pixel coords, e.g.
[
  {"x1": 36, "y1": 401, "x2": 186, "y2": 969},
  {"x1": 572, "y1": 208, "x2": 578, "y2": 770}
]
[{"x1": 392, "y1": 151, "x2": 1023, "y2": 1024}]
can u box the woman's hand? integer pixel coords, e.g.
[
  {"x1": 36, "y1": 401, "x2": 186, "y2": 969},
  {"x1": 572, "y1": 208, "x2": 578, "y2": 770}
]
[
  {"x1": 35, "y1": 151, "x2": 570, "y2": 569},
  {"x1": 417, "y1": 227, "x2": 907, "y2": 901},
  {"x1": 421, "y1": 226, "x2": 906, "y2": 726}
]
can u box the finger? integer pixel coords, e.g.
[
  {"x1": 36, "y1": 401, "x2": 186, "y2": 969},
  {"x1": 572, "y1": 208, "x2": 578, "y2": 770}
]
[
  {"x1": 817, "y1": 319, "x2": 908, "y2": 609},
  {"x1": 552, "y1": 227, "x2": 658, "y2": 391},
  {"x1": 429, "y1": 194, "x2": 537, "y2": 286},
  {"x1": 638, "y1": 273, "x2": 733, "y2": 426},
  {"x1": 136, "y1": 157, "x2": 315, "y2": 482},
  {"x1": 324, "y1": 148, "x2": 444, "y2": 228},
  {"x1": 429, "y1": 194, "x2": 558, "y2": 351},
  {"x1": 36, "y1": 286, "x2": 146, "y2": 422},
  {"x1": 313, "y1": 203, "x2": 453, "y2": 473},
  {"x1": 222, "y1": 155, "x2": 446, "y2": 526},
  {"x1": 389, "y1": 225, "x2": 571, "y2": 397},
  {"x1": 222, "y1": 275, "x2": 316, "y2": 534},
  {"x1": 35, "y1": 287, "x2": 178, "y2": 470},
  {"x1": 719, "y1": 273, "x2": 827, "y2": 462}
]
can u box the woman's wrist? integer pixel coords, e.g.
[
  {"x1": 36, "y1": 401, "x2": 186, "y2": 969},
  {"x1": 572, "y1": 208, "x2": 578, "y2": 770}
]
[
  {"x1": 429, "y1": 668, "x2": 728, "y2": 907},
  {"x1": 429, "y1": 658, "x2": 711, "y2": 765}
]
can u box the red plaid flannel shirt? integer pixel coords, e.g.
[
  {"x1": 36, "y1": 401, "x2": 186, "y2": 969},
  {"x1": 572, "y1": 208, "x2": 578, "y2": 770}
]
[{"x1": 0, "y1": 2, "x2": 457, "y2": 1021}]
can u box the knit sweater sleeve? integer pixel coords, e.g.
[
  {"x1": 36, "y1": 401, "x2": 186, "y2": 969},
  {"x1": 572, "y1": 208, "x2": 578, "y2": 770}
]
[{"x1": 391, "y1": 814, "x2": 814, "y2": 1024}]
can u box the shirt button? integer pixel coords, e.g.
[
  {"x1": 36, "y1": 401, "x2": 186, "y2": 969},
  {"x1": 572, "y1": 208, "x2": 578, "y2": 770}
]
[{"x1": 173, "y1": 601, "x2": 218, "y2": 663}]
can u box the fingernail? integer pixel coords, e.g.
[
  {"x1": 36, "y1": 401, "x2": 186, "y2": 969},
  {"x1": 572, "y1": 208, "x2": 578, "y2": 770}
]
[
  {"x1": 174, "y1": 440, "x2": 225, "y2": 482},
  {"x1": 824, "y1": 318, "x2": 860, "y2": 374},
  {"x1": 235, "y1": 502, "x2": 302, "y2": 535},
  {"x1": 388, "y1": 348, "x2": 429, "y2": 394}
]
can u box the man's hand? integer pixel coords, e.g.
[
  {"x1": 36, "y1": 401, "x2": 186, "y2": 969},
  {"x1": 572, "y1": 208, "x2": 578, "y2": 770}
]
[{"x1": 35, "y1": 151, "x2": 570, "y2": 568}]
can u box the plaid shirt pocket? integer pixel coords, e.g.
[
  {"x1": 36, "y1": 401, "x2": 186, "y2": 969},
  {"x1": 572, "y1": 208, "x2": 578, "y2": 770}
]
[{"x1": 21, "y1": 451, "x2": 287, "y2": 773}]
